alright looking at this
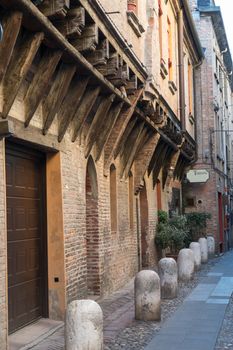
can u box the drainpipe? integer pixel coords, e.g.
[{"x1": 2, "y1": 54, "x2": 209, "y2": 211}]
[{"x1": 178, "y1": 7, "x2": 185, "y2": 132}]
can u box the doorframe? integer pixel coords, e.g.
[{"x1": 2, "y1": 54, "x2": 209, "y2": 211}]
[{"x1": 6, "y1": 139, "x2": 49, "y2": 331}]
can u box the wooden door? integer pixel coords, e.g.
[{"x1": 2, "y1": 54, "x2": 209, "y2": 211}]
[{"x1": 6, "y1": 142, "x2": 47, "y2": 333}]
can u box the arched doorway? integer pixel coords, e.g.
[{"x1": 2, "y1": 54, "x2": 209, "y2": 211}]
[
  {"x1": 86, "y1": 157, "x2": 100, "y2": 296},
  {"x1": 140, "y1": 181, "x2": 149, "y2": 268}
]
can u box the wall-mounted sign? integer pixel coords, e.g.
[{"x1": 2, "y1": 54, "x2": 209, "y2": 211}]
[{"x1": 186, "y1": 169, "x2": 209, "y2": 183}]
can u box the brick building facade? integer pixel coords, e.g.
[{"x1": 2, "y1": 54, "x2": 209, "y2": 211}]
[
  {"x1": 0, "y1": 0, "x2": 203, "y2": 347},
  {"x1": 183, "y1": 0, "x2": 233, "y2": 252}
]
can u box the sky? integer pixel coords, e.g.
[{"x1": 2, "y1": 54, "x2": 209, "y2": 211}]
[{"x1": 215, "y1": 0, "x2": 233, "y2": 56}]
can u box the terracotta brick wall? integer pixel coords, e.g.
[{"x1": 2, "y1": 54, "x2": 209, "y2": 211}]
[{"x1": 61, "y1": 136, "x2": 161, "y2": 302}]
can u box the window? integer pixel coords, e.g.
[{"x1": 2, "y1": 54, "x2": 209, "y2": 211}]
[
  {"x1": 110, "y1": 164, "x2": 117, "y2": 232},
  {"x1": 188, "y1": 60, "x2": 193, "y2": 115},
  {"x1": 167, "y1": 17, "x2": 173, "y2": 80},
  {"x1": 158, "y1": 0, "x2": 163, "y2": 60},
  {"x1": 185, "y1": 197, "x2": 196, "y2": 207}
]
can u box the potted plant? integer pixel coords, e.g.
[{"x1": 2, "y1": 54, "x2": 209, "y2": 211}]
[
  {"x1": 167, "y1": 214, "x2": 189, "y2": 258},
  {"x1": 185, "y1": 212, "x2": 211, "y2": 244},
  {"x1": 155, "y1": 211, "x2": 189, "y2": 259}
]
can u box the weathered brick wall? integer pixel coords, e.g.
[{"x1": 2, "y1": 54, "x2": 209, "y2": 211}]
[
  {"x1": 60, "y1": 127, "x2": 166, "y2": 302},
  {"x1": 183, "y1": 8, "x2": 228, "y2": 250},
  {"x1": 183, "y1": 167, "x2": 219, "y2": 239},
  {"x1": 0, "y1": 140, "x2": 7, "y2": 348}
]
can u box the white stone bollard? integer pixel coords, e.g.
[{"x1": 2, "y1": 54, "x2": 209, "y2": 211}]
[
  {"x1": 177, "y1": 248, "x2": 195, "y2": 282},
  {"x1": 198, "y1": 237, "x2": 208, "y2": 263},
  {"x1": 207, "y1": 235, "x2": 215, "y2": 258},
  {"x1": 135, "y1": 270, "x2": 161, "y2": 321},
  {"x1": 189, "y1": 242, "x2": 201, "y2": 271},
  {"x1": 158, "y1": 258, "x2": 178, "y2": 299},
  {"x1": 66, "y1": 300, "x2": 103, "y2": 350}
]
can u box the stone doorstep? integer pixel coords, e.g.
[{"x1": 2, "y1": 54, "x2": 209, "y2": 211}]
[{"x1": 9, "y1": 318, "x2": 64, "y2": 350}]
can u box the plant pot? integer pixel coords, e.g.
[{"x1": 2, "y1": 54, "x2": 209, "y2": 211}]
[{"x1": 128, "y1": 0, "x2": 137, "y2": 12}]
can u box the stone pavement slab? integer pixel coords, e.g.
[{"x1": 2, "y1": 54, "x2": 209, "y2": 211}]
[
  {"x1": 9, "y1": 319, "x2": 63, "y2": 350},
  {"x1": 145, "y1": 251, "x2": 233, "y2": 350}
]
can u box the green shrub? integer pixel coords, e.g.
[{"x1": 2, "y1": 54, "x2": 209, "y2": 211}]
[
  {"x1": 158, "y1": 210, "x2": 168, "y2": 224},
  {"x1": 185, "y1": 212, "x2": 211, "y2": 242},
  {"x1": 155, "y1": 222, "x2": 171, "y2": 250},
  {"x1": 155, "y1": 212, "x2": 189, "y2": 253}
]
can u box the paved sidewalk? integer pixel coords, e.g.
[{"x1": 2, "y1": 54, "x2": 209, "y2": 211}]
[
  {"x1": 145, "y1": 251, "x2": 233, "y2": 350},
  {"x1": 21, "y1": 252, "x2": 233, "y2": 350}
]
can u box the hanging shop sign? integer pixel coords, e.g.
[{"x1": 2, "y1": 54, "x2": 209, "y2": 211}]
[{"x1": 186, "y1": 169, "x2": 209, "y2": 183}]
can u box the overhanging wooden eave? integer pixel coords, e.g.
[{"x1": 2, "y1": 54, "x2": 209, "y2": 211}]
[
  {"x1": 0, "y1": 0, "x2": 132, "y2": 107},
  {"x1": 82, "y1": 0, "x2": 148, "y2": 83}
]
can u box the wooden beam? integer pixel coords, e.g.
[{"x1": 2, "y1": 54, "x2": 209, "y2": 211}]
[
  {"x1": 85, "y1": 94, "x2": 115, "y2": 158},
  {"x1": 1, "y1": 32, "x2": 44, "y2": 119},
  {"x1": 85, "y1": 38, "x2": 109, "y2": 66},
  {"x1": 134, "y1": 133, "x2": 161, "y2": 194},
  {"x1": 114, "y1": 117, "x2": 137, "y2": 159},
  {"x1": 148, "y1": 140, "x2": 163, "y2": 176},
  {"x1": 0, "y1": 0, "x2": 131, "y2": 107},
  {"x1": 71, "y1": 24, "x2": 98, "y2": 52},
  {"x1": 104, "y1": 88, "x2": 143, "y2": 172},
  {"x1": 42, "y1": 62, "x2": 76, "y2": 135},
  {"x1": 24, "y1": 49, "x2": 62, "y2": 127},
  {"x1": 97, "y1": 52, "x2": 120, "y2": 77},
  {"x1": 122, "y1": 125, "x2": 147, "y2": 178},
  {"x1": 152, "y1": 145, "x2": 171, "y2": 187},
  {"x1": 0, "y1": 12, "x2": 22, "y2": 84},
  {"x1": 162, "y1": 150, "x2": 180, "y2": 188},
  {"x1": 54, "y1": 6, "x2": 85, "y2": 39},
  {"x1": 125, "y1": 75, "x2": 138, "y2": 95},
  {"x1": 134, "y1": 128, "x2": 153, "y2": 160},
  {"x1": 108, "y1": 63, "x2": 129, "y2": 87},
  {"x1": 58, "y1": 76, "x2": 89, "y2": 142},
  {"x1": 72, "y1": 86, "x2": 101, "y2": 142},
  {"x1": 38, "y1": 0, "x2": 70, "y2": 19},
  {"x1": 95, "y1": 102, "x2": 123, "y2": 161}
]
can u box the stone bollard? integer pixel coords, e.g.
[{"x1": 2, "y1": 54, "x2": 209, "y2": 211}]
[
  {"x1": 135, "y1": 270, "x2": 161, "y2": 321},
  {"x1": 189, "y1": 242, "x2": 201, "y2": 271},
  {"x1": 158, "y1": 258, "x2": 178, "y2": 299},
  {"x1": 66, "y1": 300, "x2": 103, "y2": 350},
  {"x1": 198, "y1": 237, "x2": 208, "y2": 263},
  {"x1": 207, "y1": 235, "x2": 215, "y2": 258},
  {"x1": 177, "y1": 248, "x2": 195, "y2": 282}
]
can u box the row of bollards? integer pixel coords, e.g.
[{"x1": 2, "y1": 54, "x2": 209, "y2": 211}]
[{"x1": 65, "y1": 236, "x2": 215, "y2": 349}]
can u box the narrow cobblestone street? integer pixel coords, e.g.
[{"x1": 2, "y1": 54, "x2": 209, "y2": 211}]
[{"x1": 26, "y1": 251, "x2": 233, "y2": 350}]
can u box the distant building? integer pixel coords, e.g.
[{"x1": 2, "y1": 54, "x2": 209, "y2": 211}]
[{"x1": 184, "y1": 0, "x2": 233, "y2": 252}]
